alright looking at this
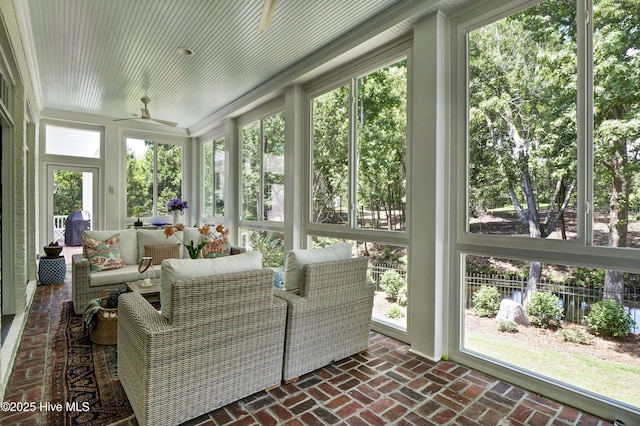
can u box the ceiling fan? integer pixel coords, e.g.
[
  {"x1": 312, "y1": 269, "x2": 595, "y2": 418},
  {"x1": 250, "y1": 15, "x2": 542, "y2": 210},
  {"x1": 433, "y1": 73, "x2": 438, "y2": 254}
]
[
  {"x1": 113, "y1": 97, "x2": 178, "y2": 127},
  {"x1": 258, "y1": 0, "x2": 277, "y2": 31}
]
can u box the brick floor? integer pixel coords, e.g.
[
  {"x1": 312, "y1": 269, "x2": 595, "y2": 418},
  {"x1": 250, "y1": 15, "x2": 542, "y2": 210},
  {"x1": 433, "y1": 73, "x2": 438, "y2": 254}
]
[{"x1": 0, "y1": 277, "x2": 613, "y2": 425}]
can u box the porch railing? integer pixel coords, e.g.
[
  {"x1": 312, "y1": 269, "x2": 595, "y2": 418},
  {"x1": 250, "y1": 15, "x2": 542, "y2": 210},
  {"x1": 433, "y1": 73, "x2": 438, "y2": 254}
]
[{"x1": 53, "y1": 215, "x2": 66, "y2": 242}]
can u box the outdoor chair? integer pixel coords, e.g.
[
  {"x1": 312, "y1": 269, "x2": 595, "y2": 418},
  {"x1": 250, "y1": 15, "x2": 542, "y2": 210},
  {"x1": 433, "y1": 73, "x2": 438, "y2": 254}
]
[
  {"x1": 118, "y1": 267, "x2": 286, "y2": 426},
  {"x1": 274, "y1": 256, "x2": 375, "y2": 382}
]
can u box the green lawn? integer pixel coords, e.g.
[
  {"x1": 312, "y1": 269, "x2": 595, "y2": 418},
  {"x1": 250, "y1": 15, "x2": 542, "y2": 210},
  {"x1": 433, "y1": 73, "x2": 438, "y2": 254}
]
[{"x1": 466, "y1": 334, "x2": 640, "y2": 407}]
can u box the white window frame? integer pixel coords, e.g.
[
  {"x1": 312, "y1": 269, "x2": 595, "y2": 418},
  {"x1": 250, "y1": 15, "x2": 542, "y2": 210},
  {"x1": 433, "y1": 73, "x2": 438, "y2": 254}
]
[
  {"x1": 450, "y1": 0, "x2": 640, "y2": 421},
  {"x1": 124, "y1": 135, "x2": 186, "y2": 220},
  {"x1": 304, "y1": 45, "x2": 411, "y2": 246},
  {"x1": 237, "y1": 98, "x2": 286, "y2": 232}
]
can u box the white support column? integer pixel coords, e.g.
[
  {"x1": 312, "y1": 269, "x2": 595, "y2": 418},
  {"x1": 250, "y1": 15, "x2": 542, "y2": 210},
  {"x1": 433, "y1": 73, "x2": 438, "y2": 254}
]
[
  {"x1": 407, "y1": 12, "x2": 448, "y2": 361},
  {"x1": 284, "y1": 85, "x2": 304, "y2": 251},
  {"x1": 225, "y1": 118, "x2": 240, "y2": 244},
  {"x1": 104, "y1": 125, "x2": 121, "y2": 230}
]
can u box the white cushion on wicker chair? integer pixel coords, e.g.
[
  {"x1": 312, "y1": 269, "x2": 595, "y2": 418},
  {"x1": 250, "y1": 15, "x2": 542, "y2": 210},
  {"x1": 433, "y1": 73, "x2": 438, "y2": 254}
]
[
  {"x1": 160, "y1": 251, "x2": 262, "y2": 319},
  {"x1": 284, "y1": 242, "x2": 352, "y2": 294}
]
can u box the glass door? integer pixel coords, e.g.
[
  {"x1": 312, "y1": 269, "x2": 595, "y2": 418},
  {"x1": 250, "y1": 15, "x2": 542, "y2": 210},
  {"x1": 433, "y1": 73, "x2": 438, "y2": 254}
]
[{"x1": 46, "y1": 165, "x2": 99, "y2": 263}]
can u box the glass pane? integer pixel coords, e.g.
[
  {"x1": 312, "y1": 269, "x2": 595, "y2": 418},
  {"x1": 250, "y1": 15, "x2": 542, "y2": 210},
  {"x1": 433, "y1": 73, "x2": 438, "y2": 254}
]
[
  {"x1": 242, "y1": 121, "x2": 261, "y2": 221},
  {"x1": 240, "y1": 228, "x2": 285, "y2": 268},
  {"x1": 463, "y1": 254, "x2": 640, "y2": 407},
  {"x1": 46, "y1": 125, "x2": 101, "y2": 158},
  {"x1": 467, "y1": 1, "x2": 578, "y2": 239},
  {"x1": 592, "y1": 0, "x2": 640, "y2": 249},
  {"x1": 156, "y1": 143, "x2": 183, "y2": 216},
  {"x1": 126, "y1": 138, "x2": 153, "y2": 218},
  {"x1": 356, "y1": 59, "x2": 407, "y2": 231},
  {"x1": 312, "y1": 86, "x2": 349, "y2": 225},
  {"x1": 311, "y1": 236, "x2": 408, "y2": 331},
  {"x1": 214, "y1": 139, "x2": 225, "y2": 217},
  {"x1": 202, "y1": 142, "x2": 214, "y2": 217},
  {"x1": 263, "y1": 113, "x2": 285, "y2": 221}
]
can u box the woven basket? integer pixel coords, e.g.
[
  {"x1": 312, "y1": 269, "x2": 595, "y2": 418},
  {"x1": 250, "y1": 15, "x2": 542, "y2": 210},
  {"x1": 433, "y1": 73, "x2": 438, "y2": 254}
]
[{"x1": 89, "y1": 289, "x2": 118, "y2": 345}]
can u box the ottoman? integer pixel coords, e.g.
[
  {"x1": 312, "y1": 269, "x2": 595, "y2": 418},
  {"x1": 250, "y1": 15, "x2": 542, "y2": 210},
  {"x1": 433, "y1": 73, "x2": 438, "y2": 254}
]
[{"x1": 39, "y1": 256, "x2": 66, "y2": 285}]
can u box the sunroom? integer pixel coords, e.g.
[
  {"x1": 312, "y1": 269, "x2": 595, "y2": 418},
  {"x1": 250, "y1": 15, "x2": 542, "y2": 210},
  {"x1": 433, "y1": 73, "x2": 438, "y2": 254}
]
[{"x1": 0, "y1": 0, "x2": 639, "y2": 424}]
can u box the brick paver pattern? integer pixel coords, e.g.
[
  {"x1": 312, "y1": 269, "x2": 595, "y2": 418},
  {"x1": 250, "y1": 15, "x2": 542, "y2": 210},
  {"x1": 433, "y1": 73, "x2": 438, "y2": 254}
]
[{"x1": 0, "y1": 276, "x2": 613, "y2": 425}]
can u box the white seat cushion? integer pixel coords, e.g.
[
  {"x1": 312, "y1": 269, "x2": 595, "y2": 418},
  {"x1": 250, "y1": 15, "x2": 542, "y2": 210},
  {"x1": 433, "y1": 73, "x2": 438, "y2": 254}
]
[
  {"x1": 89, "y1": 264, "x2": 162, "y2": 287},
  {"x1": 160, "y1": 251, "x2": 263, "y2": 319}
]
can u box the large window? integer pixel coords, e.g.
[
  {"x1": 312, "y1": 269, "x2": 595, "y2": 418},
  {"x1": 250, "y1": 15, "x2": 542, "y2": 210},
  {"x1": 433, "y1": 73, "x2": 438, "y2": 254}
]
[
  {"x1": 309, "y1": 56, "x2": 409, "y2": 332},
  {"x1": 467, "y1": 2, "x2": 577, "y2": 240},
  {"x1": 239, "y1": 110, "x2": 285, "y2": 265},
  {"x1": 591, "y1": 0, "x2": 640, "y2": 250},
  {"x1": 241, "y1": 112, "x2": 285, "y2": 222},
  {"x1": 312, "y1": 59, "x2": 407, "y2": 231},
  {"x1": 461, "y1": 0, "x2": 640, "y2": 414},
  {"x1": 202, "y1": 138, "x2": 225, "y2": 219},
  {"x1": 126, "y1": 138, "x2": 183, "y2": 218}
]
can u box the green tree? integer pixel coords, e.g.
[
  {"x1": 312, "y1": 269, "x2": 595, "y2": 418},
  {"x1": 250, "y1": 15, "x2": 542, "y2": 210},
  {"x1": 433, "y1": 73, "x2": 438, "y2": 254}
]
[
  {"x1": 53, "y1": 170, "x2": 83, "y2": 216},
  {"x1": 357, "y1": 60, "x2": 407, "y2": 230},
  {"x1": 312, "y1": 85, "x2": 350, "y2": 224},
  {"x1": 468, "y1": 2, "x2": 578, "y2": 302},
  {"x1": 593, "y1": 0, "x2": 640, "y2": 302},
  {"x1": 126, "y1": 139, "x2": 182, "y2": 217}
]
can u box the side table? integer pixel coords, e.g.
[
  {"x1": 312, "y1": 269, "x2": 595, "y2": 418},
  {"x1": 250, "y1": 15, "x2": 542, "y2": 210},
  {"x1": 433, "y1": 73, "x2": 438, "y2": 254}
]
[
  {"x1": 126, "y1": 279, "x2": 161, "y2": 303},
  {"x1": 38, "y1": 256, "x2": 66, "y2": 285}
]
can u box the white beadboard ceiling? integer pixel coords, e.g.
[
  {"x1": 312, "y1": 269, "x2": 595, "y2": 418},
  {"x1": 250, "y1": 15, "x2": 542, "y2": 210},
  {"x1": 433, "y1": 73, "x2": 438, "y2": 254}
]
[{"x1": 19, "y1": 0, "x2": 469, "y2": 132}]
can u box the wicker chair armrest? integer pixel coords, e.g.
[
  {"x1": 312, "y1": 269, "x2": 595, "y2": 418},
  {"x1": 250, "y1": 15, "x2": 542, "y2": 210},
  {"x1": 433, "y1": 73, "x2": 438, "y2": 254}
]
[
  {"x1": 71, "y1": 254, "x2": 89, "y2": 280},
  {"x1": 118, "y1": 292, "x2": 172, "y2": 335},
  {"x1": 274, "y1": 288, "x2": 307, "y2": 306}
]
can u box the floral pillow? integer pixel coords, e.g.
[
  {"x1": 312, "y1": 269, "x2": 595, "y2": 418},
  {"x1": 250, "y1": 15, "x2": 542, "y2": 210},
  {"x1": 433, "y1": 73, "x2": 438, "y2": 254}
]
[
  {"x1": 202, "y1": 239, "x2": 231, "y2": 258},
  {"x1": 83, "y1": 233, "x2": 126, "y2": 272}
]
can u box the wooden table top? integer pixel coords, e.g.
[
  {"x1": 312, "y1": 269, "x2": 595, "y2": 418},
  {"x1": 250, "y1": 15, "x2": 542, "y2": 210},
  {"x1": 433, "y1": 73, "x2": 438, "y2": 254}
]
[{"x1": 126, "y1": 279, "x2": 161, "y2": 295}]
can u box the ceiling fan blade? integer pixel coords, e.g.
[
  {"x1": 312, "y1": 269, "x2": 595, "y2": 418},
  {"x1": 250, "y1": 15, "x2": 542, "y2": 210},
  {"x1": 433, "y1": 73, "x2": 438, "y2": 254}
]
[
  {"x1": 258, "y1": 0, "x2": 277, "y2": 31},
  {"x1": 149, "y1": 118, "x2": 178, "y2": 127},
  {"x1": 113, "y1": 117, "x2": 137, "y2": 122}
]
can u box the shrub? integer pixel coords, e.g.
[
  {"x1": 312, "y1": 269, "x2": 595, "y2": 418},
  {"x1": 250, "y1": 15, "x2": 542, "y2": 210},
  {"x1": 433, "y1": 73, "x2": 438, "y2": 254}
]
[
  {"x1": 498, "y1": 320, "x2": 518, "y2": 333},
  {"x1": 397, "y1": 285, "x2": 408, "y2": 307},
  {"x1": 585, "y1": 299, "x2": 636, "y2": 338},
  {"x1": 472, "y1": 285, "x2": 501, "y2": 318},
  {"x1": 526, "y1": 292, "x2": 563, "y2": 328},
  {"x1": 385, "y1": 303, "x2": 405, "y2": 319},
  {"x1": 380, "y1": 270, "x2": 406, "y2": 302},
  {"x1": 559, "y1": 328, "x2": 593, "y2": 345}
]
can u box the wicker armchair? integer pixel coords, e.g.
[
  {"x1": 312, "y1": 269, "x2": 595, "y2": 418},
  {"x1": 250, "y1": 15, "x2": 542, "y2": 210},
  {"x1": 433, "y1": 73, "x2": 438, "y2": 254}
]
[
  {"x1": 274, "y1": 256, "x2": 375, "y2": 382},
  {"x1": 118, "y1": 268, "x2": 286, "y2": 426}
]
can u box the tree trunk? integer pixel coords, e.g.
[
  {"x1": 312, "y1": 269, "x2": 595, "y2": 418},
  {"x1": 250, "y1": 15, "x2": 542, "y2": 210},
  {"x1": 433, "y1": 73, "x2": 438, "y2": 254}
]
[
  {"x1": 521, "y1": 163, "x2": 543, "y2": 306},
  {"x1": 603, "y1": 138, "x2": 629, "y2": 304}
]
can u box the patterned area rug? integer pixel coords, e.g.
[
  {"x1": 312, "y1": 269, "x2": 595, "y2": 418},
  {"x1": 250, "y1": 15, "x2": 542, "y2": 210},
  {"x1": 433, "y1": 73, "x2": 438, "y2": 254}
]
[{"x1": 49, "y1": 301, "x2": 135, "y2": 425}]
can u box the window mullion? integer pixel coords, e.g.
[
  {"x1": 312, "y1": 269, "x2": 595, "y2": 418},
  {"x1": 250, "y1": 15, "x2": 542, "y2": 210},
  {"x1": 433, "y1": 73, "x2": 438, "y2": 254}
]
[
  {"x1": 349, "y1": 78, "x2": 358, "y2": 229},
  {"x1": 153, "y1": 141, "x2": 159, "y2": 217},
  {"x1": 578, "y1": 0, "x2": 594, "y2": 246},
  {"x1": 260, "y1": 119, "x2": 265, "y2": 221}
]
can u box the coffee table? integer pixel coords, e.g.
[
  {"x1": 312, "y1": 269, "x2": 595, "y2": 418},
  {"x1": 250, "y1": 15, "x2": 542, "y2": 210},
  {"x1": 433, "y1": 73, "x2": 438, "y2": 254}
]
[{"x1": 126, "y1": 279, "x2": 161, "y2": 302}]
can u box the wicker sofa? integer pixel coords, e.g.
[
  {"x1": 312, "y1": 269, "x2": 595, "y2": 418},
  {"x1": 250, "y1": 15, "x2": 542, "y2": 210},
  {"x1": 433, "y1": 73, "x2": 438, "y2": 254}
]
[
  {"x1": 118, "y1": 253, "x2": 286, "y2": 426},
  {"x1": 275, "y1": 256, "x2": 375, "y2": 382},
  {"x1": 71, "y1": 228, "x2": 244, "y2": 314}
]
